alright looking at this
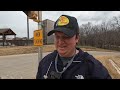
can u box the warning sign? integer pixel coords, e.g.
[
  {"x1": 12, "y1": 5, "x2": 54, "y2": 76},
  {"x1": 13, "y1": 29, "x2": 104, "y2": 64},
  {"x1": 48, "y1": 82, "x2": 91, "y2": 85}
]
[{"x1": 34, "y1": 30, "x2": 43, "y2": 46}]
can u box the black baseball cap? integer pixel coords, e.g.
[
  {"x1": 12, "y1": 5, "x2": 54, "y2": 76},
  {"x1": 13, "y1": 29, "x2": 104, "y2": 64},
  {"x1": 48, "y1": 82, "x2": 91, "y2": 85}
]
[{"x1": 47, "y1": 15, "x2": 79, "y2": 37}]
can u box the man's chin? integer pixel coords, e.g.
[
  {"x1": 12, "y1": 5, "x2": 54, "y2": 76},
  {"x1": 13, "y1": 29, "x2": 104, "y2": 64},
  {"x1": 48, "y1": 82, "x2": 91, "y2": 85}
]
[{"x1": 58, "y1": 51, "x2": 66, "y2": 56}]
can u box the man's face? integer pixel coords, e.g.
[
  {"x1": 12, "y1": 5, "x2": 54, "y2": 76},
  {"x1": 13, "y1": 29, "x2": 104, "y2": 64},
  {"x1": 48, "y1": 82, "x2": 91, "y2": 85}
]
[{"x1": 54, "y1": 31, "x2": 79, "y2": 57}]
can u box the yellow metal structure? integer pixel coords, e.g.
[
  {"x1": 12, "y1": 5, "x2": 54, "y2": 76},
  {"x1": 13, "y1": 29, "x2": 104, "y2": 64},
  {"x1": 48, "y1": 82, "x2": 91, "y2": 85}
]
[{"x1": 23, "y1": 11, "x2": 40, "y2": 22}]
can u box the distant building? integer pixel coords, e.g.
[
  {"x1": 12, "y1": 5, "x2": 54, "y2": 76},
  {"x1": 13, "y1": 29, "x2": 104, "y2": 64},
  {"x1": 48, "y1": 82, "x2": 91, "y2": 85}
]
[
  {"x1": 0, "y1": 28, "x2": 16, "y2": 46},
  {"x1": 42, "y1": 19, "x2": 55, "y2": 44}
]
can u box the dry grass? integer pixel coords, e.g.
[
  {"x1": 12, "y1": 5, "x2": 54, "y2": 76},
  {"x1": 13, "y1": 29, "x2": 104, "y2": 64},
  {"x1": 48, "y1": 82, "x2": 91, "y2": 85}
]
[
  {"x1": 0, "y1": 45, "x2": 56, "y2": 56},
  {"x1": 0, "y1": 46, "x2": 38, "y2": 56},
  {"x1": 42, "y1": 45, "x2": 56, "y2": 52},
  {"x1": 0, "y1": 45, "x2": 112, "y2": 56},
  {"x1": 95, "y1": 55, "x2": 120, "y2": 79}
]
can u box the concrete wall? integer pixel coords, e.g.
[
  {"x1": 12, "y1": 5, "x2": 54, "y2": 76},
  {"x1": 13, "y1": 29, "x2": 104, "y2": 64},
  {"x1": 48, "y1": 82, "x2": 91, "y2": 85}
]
[{"x1": 42, "y1": 19, "x2": 55, "y2": 44}]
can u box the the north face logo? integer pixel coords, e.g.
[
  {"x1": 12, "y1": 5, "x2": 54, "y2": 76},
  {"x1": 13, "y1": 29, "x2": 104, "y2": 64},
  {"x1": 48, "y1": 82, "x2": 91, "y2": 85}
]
[{"x1": 75, "y1": 75, "x2": 84, "y2": 79}]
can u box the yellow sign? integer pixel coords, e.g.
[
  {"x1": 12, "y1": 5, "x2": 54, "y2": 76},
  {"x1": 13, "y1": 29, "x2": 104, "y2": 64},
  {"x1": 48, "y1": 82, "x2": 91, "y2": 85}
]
[
  {"x1": 34, "y1": 30, "x2": 43, "y2": 46},
  {"x1": 57, "y1": 16, "x2": 69, "y2": 26}
]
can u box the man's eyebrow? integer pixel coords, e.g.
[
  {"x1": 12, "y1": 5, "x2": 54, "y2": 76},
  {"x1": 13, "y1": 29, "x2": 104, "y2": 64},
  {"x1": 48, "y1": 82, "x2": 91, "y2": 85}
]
[{"x1": 64, "y1": 35, "x2": 69, "y2": 38}]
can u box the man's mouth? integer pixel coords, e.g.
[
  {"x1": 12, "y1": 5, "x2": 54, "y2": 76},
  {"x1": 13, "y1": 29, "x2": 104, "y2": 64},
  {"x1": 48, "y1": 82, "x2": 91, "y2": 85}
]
[{"x1": 59, "y1": 46, "x2": 66, "y2": 49}]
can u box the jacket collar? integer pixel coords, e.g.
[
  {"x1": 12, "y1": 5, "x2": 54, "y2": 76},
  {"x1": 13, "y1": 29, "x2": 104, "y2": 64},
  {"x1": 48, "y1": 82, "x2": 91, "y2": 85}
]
[{"x1": 52, "y1": 48, "x2": 86, "y2": 62}]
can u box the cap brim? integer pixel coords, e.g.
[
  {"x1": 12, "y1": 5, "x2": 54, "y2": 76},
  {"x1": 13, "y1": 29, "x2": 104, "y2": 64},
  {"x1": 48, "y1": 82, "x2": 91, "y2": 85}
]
[{"x1": 47, "y1": 27, "x2": 75, "y2": 37}]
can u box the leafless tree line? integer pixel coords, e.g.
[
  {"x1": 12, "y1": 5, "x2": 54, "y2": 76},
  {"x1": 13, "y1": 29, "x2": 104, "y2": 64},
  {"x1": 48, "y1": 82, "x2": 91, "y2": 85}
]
[{"x1": 79, "y1": 16, "x2": 120, "y2": 51}]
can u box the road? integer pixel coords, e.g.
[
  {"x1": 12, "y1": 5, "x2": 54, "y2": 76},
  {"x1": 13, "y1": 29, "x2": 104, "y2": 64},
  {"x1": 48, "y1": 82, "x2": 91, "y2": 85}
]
[
  {"x1": 0, "y1": 51, "x2": 120, "y2": 79},
  {"x1": 86, "y1": 51, "x2": 120, "y2": 56}
]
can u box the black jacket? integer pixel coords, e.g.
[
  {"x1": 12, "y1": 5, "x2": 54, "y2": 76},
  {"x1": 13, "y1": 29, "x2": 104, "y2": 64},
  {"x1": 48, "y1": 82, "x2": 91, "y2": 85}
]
[{"x1": 36, "y1": 48, "x2": 112, "y2": 79}]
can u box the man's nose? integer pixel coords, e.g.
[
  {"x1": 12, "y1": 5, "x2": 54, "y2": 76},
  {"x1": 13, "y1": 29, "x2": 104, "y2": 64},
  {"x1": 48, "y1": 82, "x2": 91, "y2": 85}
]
[{"x1": 58, "y1": 37, "x2": 65, "y2": 44}]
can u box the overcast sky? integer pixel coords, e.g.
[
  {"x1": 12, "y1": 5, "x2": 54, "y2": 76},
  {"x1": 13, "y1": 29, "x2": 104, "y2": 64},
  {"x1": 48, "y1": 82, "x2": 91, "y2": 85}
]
[{"x1": 0, "y1": 11, "x2": 120, "y2": 38}]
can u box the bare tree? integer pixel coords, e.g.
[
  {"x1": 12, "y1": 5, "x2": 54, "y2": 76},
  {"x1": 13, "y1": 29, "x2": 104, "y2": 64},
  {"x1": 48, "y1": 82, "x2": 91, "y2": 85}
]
[{"x1": 79, "y1": 15, "x2": 120, "y2": 51}]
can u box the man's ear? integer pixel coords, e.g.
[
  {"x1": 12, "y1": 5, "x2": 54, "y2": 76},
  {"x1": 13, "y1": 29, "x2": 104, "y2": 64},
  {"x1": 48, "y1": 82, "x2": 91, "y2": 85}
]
[{"x1": 76, "y1": 35, "x2": 80, "y2": 43}]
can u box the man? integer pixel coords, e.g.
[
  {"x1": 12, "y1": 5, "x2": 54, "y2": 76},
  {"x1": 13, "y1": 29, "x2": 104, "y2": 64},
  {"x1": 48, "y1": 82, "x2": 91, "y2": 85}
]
[{"x1": 36, "y1": 15, "x2": 112, "y2": 79}]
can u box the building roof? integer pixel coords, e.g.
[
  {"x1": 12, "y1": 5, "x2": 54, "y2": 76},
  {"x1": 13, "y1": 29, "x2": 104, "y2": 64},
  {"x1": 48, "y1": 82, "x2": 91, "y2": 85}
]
[{"x1": 0, "y1": 28, "x2": 16, "y2": 35}]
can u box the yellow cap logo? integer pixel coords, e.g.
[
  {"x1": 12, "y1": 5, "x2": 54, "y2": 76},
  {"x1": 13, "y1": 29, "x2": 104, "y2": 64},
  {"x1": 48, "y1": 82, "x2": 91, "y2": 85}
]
[{"x1": 57, "y1": 16, "x2": 69, "y2": 26}]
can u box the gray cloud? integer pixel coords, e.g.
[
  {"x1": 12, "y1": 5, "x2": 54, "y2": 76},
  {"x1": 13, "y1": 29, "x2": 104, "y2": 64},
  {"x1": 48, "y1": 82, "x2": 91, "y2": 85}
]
[
  {"x1": 0, "y1": 11, "x2": 38, "y2": 38},
  {"x1": 0, "y1": 11, "x2": 120, "y2": 38},
  {"x1": 76, "y1": 11, "x2": 120, "y2": 25}
]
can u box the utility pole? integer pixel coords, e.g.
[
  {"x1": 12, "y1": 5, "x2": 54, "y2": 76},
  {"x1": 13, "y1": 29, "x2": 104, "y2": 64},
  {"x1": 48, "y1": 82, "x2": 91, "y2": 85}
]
[
  {"x1": 23, "y1": 11, "x2": 43, "y2": 63},
  {"x1": 27, "y1": 16, "x2": 29, "y2": 46},
  {"x1": 37, "y1": 11, "x2": 43, "y2": 63}
]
